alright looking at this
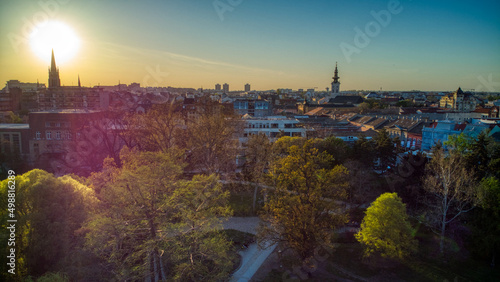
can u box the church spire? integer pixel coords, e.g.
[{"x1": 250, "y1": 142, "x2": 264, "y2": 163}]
[
  {"x1": 78, "y1": 75, "x2": 81, "y2": 88},
  {"x1": 48, "y1": 49, "x2": 61, "y2": 88},
  {"x1": 51, "y1": 49, "x2": 57, "y2": 71},
  {"x1": 331, "y1": 62, "x2": 340, "y2": 95},
  {"x1": 333, "y1": 62, "x2": 340, "y2": 83}
]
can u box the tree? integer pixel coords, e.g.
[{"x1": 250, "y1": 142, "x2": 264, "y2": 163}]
[
  {"x1": 355, "y1": 193, "x2": 417, "y2": 260},
  {"x1": 243, "y1": 134, "x2": 273, "y2": 213},
  {"x1": 271, "y1": 136, "x2": 306, "y2": 159},
  {"x1": 314, "y1": 136, "x2": 351, "y2": 166},
  {"x1": 122, "y1": 101, "x2": 183, "y2": 153},
  {"x1": 258, "y1": 140, "x2": 349, "y2": 263},
  {"x1": 84, "y1": 147, "x2": 233, "y2": 281},
  {"x1": 0, "y1": 170, "x2": 98, "y2": 281},
  {"x1": 181, "y1": 100, "x2": 241, "y2": 175},
  {"x1": 166, "y1": 174, "x2": 234, "y2": 281},
  {"x1": 350, "y1": 136, "x2": 375, "y2": 166},
  {"x1": 243, "y1": 133, "x2": 273, "y2": 182},
  {"x1": 374, "y1": 129, "x2": 397, "y2": 173},
  {"x1": 343, "y1": 159, "x2": 378, "y2": 206},
  {"x1": 470, "y1": 177, "x2": 500, "y2": 266},
  {"x1": 423, "y1": 147, "x2": 478, "y2": 255}
]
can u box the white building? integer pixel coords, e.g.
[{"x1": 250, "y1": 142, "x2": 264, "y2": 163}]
[{"x1": 241, "y1": 115, "x2": 306, "y2": 140}]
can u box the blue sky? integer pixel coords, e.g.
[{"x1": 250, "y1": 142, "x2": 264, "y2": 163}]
[{"x1": 1, "y1": 0, "x2": 500, "y2": 91}]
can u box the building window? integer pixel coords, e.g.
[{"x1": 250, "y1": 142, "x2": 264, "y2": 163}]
[
  {"x1": 67, "y1": 132, "x2": 72, "y2": 140},
  {"x1": 0, "y1": 134, "x2": 10, "y2": 154},
  {"x1": 46, "y1": 131, "x2": 52, "y2": 140},
  {"x1": 35, "y1": 131, "x2": 41, "y2": 140},
  {"x1": 56, "y1": 131, "x2": 61, "y2": 140}
]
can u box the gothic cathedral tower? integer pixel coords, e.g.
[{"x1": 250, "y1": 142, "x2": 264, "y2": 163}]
[
  {"x1": 48, "y1": 49, "x2": 61, "y2": 88},
  {"x1": 331, "y1": 62, "x2": 340, "y2": 96}
]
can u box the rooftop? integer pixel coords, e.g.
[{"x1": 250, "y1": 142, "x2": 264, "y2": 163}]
[
  {"x1": 0, "y1": 123, "x2": 30, "y2": 130},
  {"x1": 30, "y1": 109, "x2": 104, "y2": 114}
]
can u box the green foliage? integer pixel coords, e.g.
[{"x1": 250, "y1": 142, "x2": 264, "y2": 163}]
[
  {"x1": 258, "y1": 139, "x2": 349, "y2": 261},
  {"x1": 5, "y1": 111, "x2": 23, "y2": 123},
  {"x1": 374, "y1": 129, "x2": 397, "y2": 172},
  {"x1": 36, "y1": 272, "x2": 70, "y2": 282},
  {"x1": 351, "y1": 136, "x2": 376, "y2": 167},
  {"x1": 355, "y1": 193, "x2": 417, "y2": 260},
  {"x1": 396, "y1": 99, "x2": 416, "y2": 108},
  {"x1": 314, "y1": 136, "x2": 351, "y2": 165},
  {"x1": 271, "y1": 136, "x2": 306, "y2": 158},
  {"x1": 444, "y1": 132, "x2": 474, "y2": 153},
  {"x1": 167, "y1": 231, "x2": 235, "y2": 281},
  {"x1": 470, "y1": 177, "x2": 500, "y2": 262},
  {"x1": 0, "y1": 170, "x2": 98, "y2": 281},
  {"x1": 84, "y1": 147, "x2": 234, "y2": 281},
  {"x1": 243, "y1": 133, "x2": 273, "y2": 182}
]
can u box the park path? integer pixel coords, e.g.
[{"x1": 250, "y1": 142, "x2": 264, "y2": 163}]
[{"x1": 221, "y1": 217, "x2": 277, "y2": 282}]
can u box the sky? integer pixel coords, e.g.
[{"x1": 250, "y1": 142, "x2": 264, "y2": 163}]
[{"x1": 1, "y1": 0, "x2": 500, "y2": 92}]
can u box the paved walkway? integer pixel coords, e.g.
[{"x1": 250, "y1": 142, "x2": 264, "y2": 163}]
[
  {"x1": 223, "y1": 217, "x2": 261, "y2": 234},
  {"x1": 222, "y1": 217, "x2": 276, "y2": 282},
  {"x1": 230, "y1": 242, "x2": 276, "y2": 282}
]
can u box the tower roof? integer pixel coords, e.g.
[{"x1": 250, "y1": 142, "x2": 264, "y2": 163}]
[
  {"x1": 51, "y1": 49, "x2": 57, "y2": 71},
  {"x1": 332, "y1": 62, "x2": 340, "y2": 83}
]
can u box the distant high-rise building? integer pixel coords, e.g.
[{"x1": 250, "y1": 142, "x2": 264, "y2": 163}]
[
  {"x1": 215, "y1": 83, "x2": 221, "y2": 91},
  {"x1": 245, "y1": 83, "x2": 251, "y2": 92},
  {"x1": 331, "y1": 62, "x2": 340, "y2": 96},
  {"x1": 223, "y1": 83, "x2": 229, "y2": 93},
  {"x1": 48, "y1": 49, "x2": 61, "y2": 88}
]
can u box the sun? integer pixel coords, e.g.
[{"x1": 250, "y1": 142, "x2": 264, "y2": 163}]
[{"x1": 29, "y1": 20, "x2": 80, "y2": 65}]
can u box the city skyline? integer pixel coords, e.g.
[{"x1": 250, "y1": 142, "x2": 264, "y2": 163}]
[{"x1": 1, "y1": 0, "x2": 500, "y2": 91}]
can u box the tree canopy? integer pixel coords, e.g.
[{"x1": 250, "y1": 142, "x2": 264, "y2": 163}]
[
  {"x1": 84, "y1": 147, "x2": 233, "y2": 281},
  {"x1": 355, "y1": 192, "x2": 417, "y2": 260},
  {"x1": 258, "y1": 139, "x2": 349, "y2": 262},
  {"x1": 0, "y1": 170, "x2": 98, "y2": 281}
]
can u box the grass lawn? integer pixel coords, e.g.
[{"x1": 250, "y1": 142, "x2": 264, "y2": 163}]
[
  {"x1": 225, "y1": 183, "x2": 264, "y2": 217},
  {"x1": 324, "y1": 239, "x2": 500, "y2": 281},
  {"x1": 260, "y1": 235, "x2": 500, "y2": 281}
]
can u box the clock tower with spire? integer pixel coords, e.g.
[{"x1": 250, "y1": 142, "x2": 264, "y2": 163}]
[{"x1": 331, "y1": 62, "x2": 340, "y2": 97}]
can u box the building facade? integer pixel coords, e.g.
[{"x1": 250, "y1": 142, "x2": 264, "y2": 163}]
[
  {"x1": 242, "y1": 116, "x2": 306, "y2": 139},
  {"x1": 233, "y1": 99, "x2": 272, "y2": 117},
  {"x1": 439, "y1": 87, "x2": 477, "y2": 112}
]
